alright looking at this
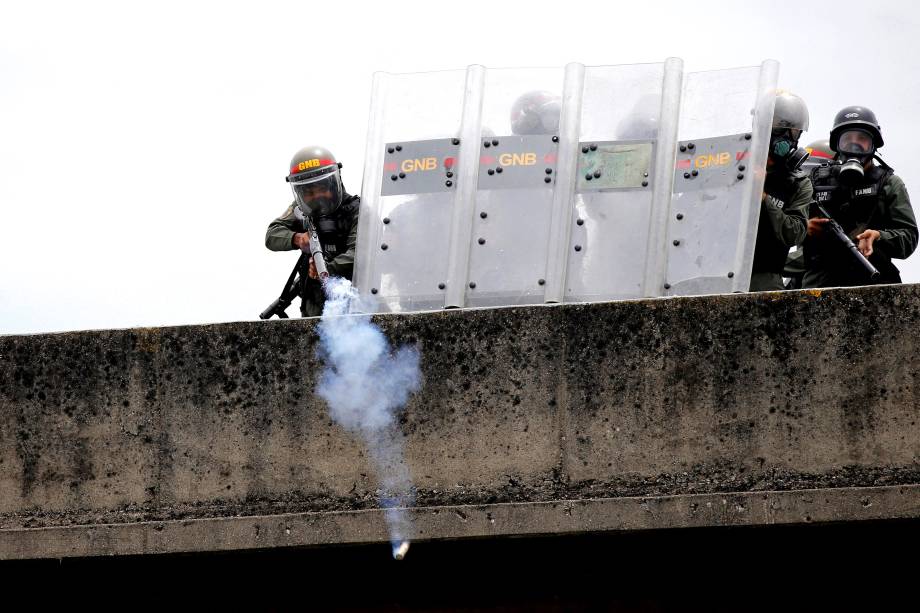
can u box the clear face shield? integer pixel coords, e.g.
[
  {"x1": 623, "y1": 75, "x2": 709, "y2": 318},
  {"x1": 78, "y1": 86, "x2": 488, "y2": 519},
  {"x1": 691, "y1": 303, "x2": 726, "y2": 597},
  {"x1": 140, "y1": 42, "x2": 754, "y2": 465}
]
[
  {"x1": 837, "y1": 129, "x2": 875, "y2": 156},
  {"x1": 290, "y1": 167, "x2": 342, "y2": 218},
  {"x1": 836, "y1": 129, "x2": 875, "y2": 185}
]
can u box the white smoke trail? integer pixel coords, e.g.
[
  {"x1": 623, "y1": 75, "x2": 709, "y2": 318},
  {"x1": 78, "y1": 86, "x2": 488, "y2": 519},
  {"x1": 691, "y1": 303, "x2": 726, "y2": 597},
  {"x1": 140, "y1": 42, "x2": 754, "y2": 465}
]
[{"x1": 315, "y1": 278, "x2": 422, "y2": 559}]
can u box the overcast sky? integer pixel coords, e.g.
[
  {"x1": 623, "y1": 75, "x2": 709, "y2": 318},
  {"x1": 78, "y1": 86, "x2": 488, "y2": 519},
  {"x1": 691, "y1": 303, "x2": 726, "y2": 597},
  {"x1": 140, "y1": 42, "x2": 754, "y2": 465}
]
[{"x1": 2, "y1": 0, "x2": 918, "y2": 335}]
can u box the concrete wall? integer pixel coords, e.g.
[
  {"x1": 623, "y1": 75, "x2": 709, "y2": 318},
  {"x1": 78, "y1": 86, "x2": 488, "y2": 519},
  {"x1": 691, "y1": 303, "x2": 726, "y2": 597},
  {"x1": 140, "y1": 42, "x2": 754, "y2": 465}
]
[{"x1": 1, "y1": 284, "x2": 919, "y2": 558}]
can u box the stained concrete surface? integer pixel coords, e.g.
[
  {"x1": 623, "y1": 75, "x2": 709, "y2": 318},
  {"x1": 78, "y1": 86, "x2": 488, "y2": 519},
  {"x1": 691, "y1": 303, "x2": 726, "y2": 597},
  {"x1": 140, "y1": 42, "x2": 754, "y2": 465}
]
[{"x1": 1, "y1": 284, "x2": 919, "y2": 558}]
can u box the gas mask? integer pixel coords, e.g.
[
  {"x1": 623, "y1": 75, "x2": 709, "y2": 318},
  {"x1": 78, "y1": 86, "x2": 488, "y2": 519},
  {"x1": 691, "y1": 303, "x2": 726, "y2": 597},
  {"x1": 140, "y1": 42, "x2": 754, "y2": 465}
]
[
  {"x1": 769, "y1": 128, "x2": 809, "y2": 172},
  {"x1": 835, "y1": 129, "x2": 875, "y2": 185}
]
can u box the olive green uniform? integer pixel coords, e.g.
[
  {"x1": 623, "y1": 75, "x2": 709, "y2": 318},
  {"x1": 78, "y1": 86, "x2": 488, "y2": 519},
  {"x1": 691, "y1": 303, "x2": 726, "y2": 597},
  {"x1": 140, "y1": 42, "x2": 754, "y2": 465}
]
[
  {"x1": 265, "y1": 194, "x2": 360, "y2": 316},
  {"x1": 803, "y1": 165, "x2": 916, "y2": 288},
  {"x1": 749, "y1": 169, "x2": 812, "y2": 291}
]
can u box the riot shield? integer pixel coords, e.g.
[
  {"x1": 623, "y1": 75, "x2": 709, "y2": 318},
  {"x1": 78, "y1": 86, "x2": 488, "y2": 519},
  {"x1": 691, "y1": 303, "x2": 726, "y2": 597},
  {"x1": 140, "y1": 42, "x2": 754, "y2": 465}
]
[
  {"x1": 463, "y1": 67, "x2": 566, "y2": 308},
  {"x1": 354, "y1": 69, "x2": 469, "y2": 312},
  {"x1": 558, "y1": 60, "x2": 683, "y2": 303},
  {"x1": 356, "y1": 60, "x2": 779, "y2": 312},
  {"x1": 661, "y1": 62, "x2": 778, "y2": 296}
]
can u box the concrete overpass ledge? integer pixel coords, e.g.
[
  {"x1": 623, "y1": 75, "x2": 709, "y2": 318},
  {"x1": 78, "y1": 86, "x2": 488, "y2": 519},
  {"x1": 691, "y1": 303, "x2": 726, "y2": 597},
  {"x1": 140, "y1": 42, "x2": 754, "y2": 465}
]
[{"x1": 1, "y1": 285, "x2": 919, "y2": 559}]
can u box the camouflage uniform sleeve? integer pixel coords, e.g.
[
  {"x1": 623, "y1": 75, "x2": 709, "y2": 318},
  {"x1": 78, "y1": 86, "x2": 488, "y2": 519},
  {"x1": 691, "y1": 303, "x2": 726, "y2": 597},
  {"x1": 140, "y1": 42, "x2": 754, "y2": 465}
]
[
  {"x1": 265, "y1": 203, "x2": 302, "y2": 252},
  {"x1": 763, "y1": 175, "x2": 811, "y2": 248},
  {"x1": 876, "y1": 175, "x2": 918, "y2": 260},
  {"x1": 325, "y1": 211, "x2": 359, "y2": 280}
]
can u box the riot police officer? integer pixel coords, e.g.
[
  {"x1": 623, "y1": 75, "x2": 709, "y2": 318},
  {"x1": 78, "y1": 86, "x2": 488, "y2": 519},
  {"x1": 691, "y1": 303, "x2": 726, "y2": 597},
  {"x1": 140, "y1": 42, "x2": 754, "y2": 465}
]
[
  {"x1": 749, "y1": 91, "x2": 813, "y2": 292},
  {"x1": 265, "y1": 146, "x2": 360, "y2": 316},
  {"x1": 803, "y1": 107, "x2": 917, "y2": 287},
  {"x1": 783, "y1": 138, "x2": 836, "y2": 289}
]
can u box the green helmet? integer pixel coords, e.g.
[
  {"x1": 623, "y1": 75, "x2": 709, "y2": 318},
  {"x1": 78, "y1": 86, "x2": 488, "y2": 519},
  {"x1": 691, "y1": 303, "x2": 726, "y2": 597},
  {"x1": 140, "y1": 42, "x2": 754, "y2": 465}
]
[
  {"x1": 772, "y1": 91, "x2": 810, "y2": 133},
  {"x1": 286, "y1": 146, "x2": 343, "y2": 218},
  {"x1": 769, "y1": 91, "x2": 809, "y2": 169}
]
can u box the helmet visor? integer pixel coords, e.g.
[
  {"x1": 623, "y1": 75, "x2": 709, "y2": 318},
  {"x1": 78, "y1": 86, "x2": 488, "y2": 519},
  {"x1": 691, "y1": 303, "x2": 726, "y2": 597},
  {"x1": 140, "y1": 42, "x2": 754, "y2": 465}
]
[
  {"x1": 837, "y1": 129, "x2": 875, "y2": 155},
  {"x1": 291, "y1": 167, "x2": 341, "y2": 217}
]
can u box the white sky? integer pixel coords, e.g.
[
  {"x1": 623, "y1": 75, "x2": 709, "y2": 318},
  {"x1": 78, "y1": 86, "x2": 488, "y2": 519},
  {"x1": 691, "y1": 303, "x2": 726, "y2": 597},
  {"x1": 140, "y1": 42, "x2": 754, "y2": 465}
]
[{"x1": 2, "y1": 0, "x2": 919, "y2": 335}]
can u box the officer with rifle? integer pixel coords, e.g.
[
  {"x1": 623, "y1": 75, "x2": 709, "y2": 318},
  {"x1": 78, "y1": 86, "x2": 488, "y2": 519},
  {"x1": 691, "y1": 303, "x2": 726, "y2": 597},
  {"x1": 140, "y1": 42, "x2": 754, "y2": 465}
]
[
  {"x1": 261, "y1": 146, "x2": 360, "y2": 318},
  {"x1": 803, "y1": 107, "x2": 917, "y2": 288}
]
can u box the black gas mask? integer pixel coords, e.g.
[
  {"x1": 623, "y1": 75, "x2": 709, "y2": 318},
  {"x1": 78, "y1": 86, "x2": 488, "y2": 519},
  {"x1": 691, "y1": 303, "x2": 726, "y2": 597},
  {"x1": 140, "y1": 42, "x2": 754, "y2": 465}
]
[
  {"x1": 835, "y1": 129, "x2": 875, "y2": 185},
  {"x1": 769, "y1": 128, "x2": 809, "y2": 172}
]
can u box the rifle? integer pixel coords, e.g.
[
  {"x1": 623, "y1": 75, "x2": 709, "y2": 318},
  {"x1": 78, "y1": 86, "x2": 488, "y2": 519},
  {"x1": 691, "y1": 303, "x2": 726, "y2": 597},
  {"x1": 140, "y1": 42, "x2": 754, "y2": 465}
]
[
  {"x1": 259, "y1": 218, "x2": 329, "y2": 319},
  {"x1": 302, "y1": 217, "x2": 329, "y2": 283},
  {"x1": 814, "y1": 203, "x2": 880, "y2": 281}
]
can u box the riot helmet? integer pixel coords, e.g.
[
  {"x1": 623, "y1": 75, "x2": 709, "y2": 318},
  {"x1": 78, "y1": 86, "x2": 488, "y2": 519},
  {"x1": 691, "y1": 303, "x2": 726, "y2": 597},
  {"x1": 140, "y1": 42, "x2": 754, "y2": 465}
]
[
  {"x1": 829, "y1": 106, "x2": 883, "y2": 151},
  {"x1": 829, "y1": 106, "x2": 883, "y2": 184},
  {"x1": 801, "y1": 138, "x2": 834, "y2": 170},
  {"x1": 286, "y1": 146, "x2": 343, "y2": 218},
  {"x1": 510, "y1": 90, "x2": 561, "y2": 135},
  {"x1": 769, "y1": 91, "x2": 810, "y2": 171},
  {"x1": 805, "y1": 139, "x2": 834, "y2": 162}
]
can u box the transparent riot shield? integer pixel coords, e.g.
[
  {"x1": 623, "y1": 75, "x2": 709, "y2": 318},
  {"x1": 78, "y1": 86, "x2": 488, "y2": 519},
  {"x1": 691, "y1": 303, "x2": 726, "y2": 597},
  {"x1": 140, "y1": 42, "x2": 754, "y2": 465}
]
[
  {"x1": 356, "y1": 60, "x2": 779, "y2": 313},
  {"x1": 661, "y1": 62, "x2": 778, "y2": 296},
  {"x1": 463, "y1": 67, "x2": 566, "y2": 308},
  {"x1": 558, "y1": 60, "x2": 683, "y2": 303},
  {"x1": 354, "y1": 69, "x2": 469, "y2": 312}
]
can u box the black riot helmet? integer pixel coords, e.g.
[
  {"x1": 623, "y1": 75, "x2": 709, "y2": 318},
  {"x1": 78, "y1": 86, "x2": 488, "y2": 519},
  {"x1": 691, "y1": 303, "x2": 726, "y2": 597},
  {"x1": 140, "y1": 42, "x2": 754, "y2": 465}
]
[
  {"x1": 285, "y1": 146, "x2": 344, "y2": 218},
  {"x1": 829, "y1": 106, "x2": 883, "y2": 185},
  {"x1": 769, "y1": 91, "x2": 810, "y2": 171},
  {"x1": 830, "y1": 106, "x2": 884, "y2": 153}
]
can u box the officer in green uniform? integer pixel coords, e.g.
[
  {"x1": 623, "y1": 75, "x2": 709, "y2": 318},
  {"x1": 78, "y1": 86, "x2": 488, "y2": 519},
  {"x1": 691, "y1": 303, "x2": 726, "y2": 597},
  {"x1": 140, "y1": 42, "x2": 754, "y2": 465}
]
[
  {"x1": 749, "y1": 91, "x2": 813, "y2": 291},
  {"x1": 803, "y1": 106, "x2": 917, "y2": 288},
  {"x1": 783, "y1": 139, "x2": 836, "y2": 289},
  {"x1": 265, "y1": 146, "x2": 360, "y2": 316}
]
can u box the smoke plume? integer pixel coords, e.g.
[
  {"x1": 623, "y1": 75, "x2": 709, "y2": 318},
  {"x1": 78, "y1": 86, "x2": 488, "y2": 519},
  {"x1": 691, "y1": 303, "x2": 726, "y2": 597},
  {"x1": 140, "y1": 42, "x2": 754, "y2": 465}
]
[{"x1": 315, "y1": 278, "x2": 421, "y2": 558}]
